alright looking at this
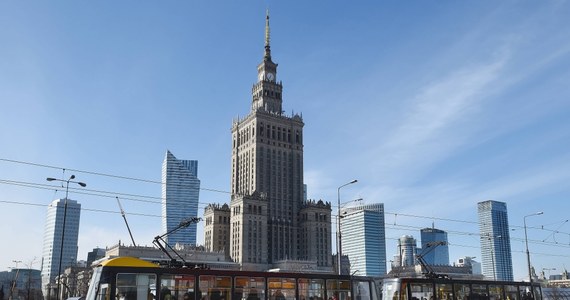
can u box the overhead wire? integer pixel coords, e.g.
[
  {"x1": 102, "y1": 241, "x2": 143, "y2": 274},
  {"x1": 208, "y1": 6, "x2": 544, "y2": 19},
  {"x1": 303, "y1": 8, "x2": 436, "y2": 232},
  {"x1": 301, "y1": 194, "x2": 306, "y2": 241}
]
[
  {"x1": 0, "y1": 158, "x2": 230, "y2": 194},
  {"x1": 1, "y1": 157, "x2": 569, "y2": 258}
]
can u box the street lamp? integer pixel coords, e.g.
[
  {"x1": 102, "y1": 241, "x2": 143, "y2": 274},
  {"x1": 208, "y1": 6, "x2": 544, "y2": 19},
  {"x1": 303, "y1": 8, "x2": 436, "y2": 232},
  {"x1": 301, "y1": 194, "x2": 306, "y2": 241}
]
[
  {"x1": 337, "y1": 179, "x2": 357, "y2": 275},
  {"x1": 46, "y1": 175, "x2": 86, "y2": 300},
  {"x1": 524, "y1": 211, "x2": 543, "y2": 289}
]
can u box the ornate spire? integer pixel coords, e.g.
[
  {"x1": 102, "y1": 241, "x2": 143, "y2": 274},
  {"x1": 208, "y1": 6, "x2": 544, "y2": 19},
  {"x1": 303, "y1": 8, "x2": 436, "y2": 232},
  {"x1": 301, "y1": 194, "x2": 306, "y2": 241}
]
[{"x1": 264, "y1": 9, "x2": 271, "y2": 60}]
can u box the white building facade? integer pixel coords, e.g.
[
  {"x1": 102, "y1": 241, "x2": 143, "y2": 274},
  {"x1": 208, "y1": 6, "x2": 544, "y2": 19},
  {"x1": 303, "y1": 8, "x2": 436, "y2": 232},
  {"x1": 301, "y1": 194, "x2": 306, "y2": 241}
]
[
  {"x1": 340, "y1": 203, "x2": 387, "y2": 276},
  {"x1": 41, "y1": 198, "x2": 81, "y2": 297}
]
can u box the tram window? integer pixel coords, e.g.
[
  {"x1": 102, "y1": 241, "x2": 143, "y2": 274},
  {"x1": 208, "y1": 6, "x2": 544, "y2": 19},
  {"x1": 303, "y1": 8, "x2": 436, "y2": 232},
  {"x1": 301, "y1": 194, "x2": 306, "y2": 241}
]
[
  {"x1": 471, "y1": 284, "x2": 489, "y2": 300},
  {"x1": 268, "y1": 277, "x2": 296, "y2": 300},
  {"x1": 489, "y1": 285, "x2": 504, "y2": 300},
  {"x1": 454, "y1": 284, "x2": 470, "y2": 300},
  {"x1": 519, "y1": 287, "x2": 532, "y2": 300},
  {"x1": 233, "y1": 277, "x2": 265, "y2": 300},
  {"x1": 97, "y1": 284, "x2": 110, "y2": 300},
  {"x1": 409, "y1": 283, "x2": 432, "y2": 300},
  {"x1": 116, "y1": 273, "x2": 157, "y2": 300},
  {"x1": 531, "y1": 286, "x2": 540, "y2": 300},
  {"x1": 505, "y1": 285, "x2": 518, "y2": 300},
  {"x1": 353, "y1": 280, "x2": 371, "y2": 300},
  {"x1": 198, "y1": 275, "x2": 231, "y2": 300},
  {"x1": 326, "y1": 279, "x2": 351, "y2": 300},
  {"x1": 436, "y1": 283, "x2": 453, "y2": 300},
  {"x1": 161, "y1": 275, "x2": 196, "y2": 300},
  {"x1": 298, "y1": 278, "x2": 325, "y2": 300},
  {"x1": 381, "y1": 280, "x2": 401, "y2": 300}
]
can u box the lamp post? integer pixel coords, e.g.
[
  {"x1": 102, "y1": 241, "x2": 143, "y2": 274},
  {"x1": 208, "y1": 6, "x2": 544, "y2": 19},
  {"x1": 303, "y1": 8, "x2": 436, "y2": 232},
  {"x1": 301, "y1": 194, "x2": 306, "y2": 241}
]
[
  {"x1": 524, "y1": 211, "x2": 543, "y2": 289},
  {"x1": 46, "y1": 175, "x2": 86, "y2": 300},
  {"x1": 337, "y1": 179, "x2": 357, "y2": 275}
]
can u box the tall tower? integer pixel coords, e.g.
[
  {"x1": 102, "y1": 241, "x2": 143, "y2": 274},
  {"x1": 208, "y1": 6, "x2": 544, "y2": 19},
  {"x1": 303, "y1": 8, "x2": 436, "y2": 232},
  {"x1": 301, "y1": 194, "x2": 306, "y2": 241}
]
[
  {"x1": 162, "y1": 150, "x2": 200, "y2": 245},
  {"x1": 41, "y1": 198, "x2": 81, "y2": 297},
  {"x1": 397, "y1": 235, "x2": 418, "y2": 267},
  {"x1": 478, "y1": 200, "x2": 513, "y2": 281},
  {"x1": 340, "y1": 203, "x2": 387, "y2": 276},
  {"x1": 420, "y1": 227, "x2": 450, "y2": 265},
  {"x1": 230, "y1": 11, "x2": 306, "y2": 268}
]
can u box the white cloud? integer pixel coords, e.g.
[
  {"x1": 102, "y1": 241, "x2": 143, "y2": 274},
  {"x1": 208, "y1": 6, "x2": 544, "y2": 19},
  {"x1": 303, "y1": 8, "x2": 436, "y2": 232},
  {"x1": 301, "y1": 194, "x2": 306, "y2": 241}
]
[{"x1": 370, "y1": 56, "x2": 507, "y2": 184}]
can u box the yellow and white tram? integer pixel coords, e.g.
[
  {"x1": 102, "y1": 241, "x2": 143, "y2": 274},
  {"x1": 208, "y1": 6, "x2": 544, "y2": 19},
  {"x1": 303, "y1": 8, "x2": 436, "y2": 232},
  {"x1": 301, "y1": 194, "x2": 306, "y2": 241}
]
[
  {"x1": 382, "y1": 277, "x2": 542, "y2": 300},
  {"x1": 85, "y1": 257, "x2": 380, "y2": 300}
]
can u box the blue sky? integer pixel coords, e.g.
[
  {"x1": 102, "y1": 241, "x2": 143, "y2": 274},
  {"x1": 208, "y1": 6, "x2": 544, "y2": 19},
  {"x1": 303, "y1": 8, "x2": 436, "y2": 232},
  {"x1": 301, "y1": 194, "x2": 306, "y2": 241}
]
[{"x1": 1, "y1": 1, "x2": 569, "y2": 280}]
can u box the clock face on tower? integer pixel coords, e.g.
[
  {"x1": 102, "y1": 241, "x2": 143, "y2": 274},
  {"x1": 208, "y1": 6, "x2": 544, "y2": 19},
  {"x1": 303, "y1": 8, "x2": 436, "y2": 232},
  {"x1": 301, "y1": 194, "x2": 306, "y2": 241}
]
[{"x1": 267, "y1": 72, "x2": 275, "y2": 81}]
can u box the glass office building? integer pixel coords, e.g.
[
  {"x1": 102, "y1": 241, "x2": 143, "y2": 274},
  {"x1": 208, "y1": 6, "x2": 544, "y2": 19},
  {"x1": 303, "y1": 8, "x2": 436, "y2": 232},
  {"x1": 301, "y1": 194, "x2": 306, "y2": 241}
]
[
  {"x1": 41, "y1": 198, "x2": 81, "y2": 296},
  {"x1": 340, "y1": 203, "x2": 386, "y2": 276},
  {"x1": 162, "y1": 150, "x2": 200, "y2": 245},
  {"x1": 478, "y1": 200, "x2": 513, "y2": 281},
  {"x1": 420, "y1": 227, "x2": 450, "y2": 265}
]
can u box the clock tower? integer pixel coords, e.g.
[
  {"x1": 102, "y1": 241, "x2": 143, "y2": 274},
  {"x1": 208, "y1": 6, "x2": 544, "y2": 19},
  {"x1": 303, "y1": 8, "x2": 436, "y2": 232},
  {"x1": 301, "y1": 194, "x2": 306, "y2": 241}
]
[
  {"x1": 252, "y1": 11, "x2": 283, "y2": 114},
  {"x1": 226, "y1": 11, "x2": 332, "y2": 271}
]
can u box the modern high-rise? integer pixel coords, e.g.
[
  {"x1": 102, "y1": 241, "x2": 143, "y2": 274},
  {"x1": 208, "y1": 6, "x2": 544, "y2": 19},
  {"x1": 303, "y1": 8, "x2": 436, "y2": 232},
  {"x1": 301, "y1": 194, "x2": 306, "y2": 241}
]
[
  {"x1": 420, "y1": 227, "x2": 450, "y2": 265},
  {"x1": 478, "y1": 200, "x2": 513, "y2": 281},
  {"x1": 203, "y1": 12, "x2": 332, "y2": 271},
  {"x1": 41, "y1": 198, "x2": 81, "y2": 296},
  {"x1": 397, "y1": 235, "x2": 418, "y2": 267},
  {"x1": 162, "y1": 150, "x2": 200, "y2": 245},
  {"x1": 340, "y1": 203, "x2": 387, "y2": 276}
]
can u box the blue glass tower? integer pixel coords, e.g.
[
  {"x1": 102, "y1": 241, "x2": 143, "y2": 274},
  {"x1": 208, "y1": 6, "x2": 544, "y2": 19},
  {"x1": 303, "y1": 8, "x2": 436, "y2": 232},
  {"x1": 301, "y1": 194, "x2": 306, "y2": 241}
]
[
  {"x1": 340, "y1": 203, "x2": 386, "y2": 276},
  {"x1": 420, "y1": 227, "x2": 450, "y2": 265},
  {"x1": 41, "y1": 198, "x2": 81, "y2": 296},
  {"x1": 162, "y1": 150, "x2": 200, "y2": 245},
  {"x1": 478, "y1": 200, "x2": 513, "y2": 281}
]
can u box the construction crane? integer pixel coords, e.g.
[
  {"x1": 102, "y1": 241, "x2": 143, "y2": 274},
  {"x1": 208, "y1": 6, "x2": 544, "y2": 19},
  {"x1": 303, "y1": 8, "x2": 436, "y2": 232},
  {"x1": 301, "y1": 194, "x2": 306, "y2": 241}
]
[
  {"x1": 152, "y1": 217, "x2": 202, "y2": 267},
  {"x1": 416, "y1": 241, "x2": 450, "y2": 279}
]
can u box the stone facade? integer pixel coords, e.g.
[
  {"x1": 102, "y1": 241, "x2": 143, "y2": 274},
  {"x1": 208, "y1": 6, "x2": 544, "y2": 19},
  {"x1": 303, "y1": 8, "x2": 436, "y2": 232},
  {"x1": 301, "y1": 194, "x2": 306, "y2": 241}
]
[
  {"x1": 204, "y1": 12, "x2": 332, "y2": 272},
  {"x1": 204, "y1": 203, "x2": 231, "y2": 259}
]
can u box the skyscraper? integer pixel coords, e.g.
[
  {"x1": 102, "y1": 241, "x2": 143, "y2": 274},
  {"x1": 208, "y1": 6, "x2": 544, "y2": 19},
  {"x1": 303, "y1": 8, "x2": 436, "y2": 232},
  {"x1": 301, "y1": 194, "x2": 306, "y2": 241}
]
[
  {"x1": 420, "y1": 227, "x2": 450, "y2": 266},
  {"x1": 162, "y1": 150, "x2": 200, "y2": 245},
  {"x1": 340, "y1": 203, "x2": 387, "y2": 276},
  {"x1": 397, "y1": 235, "x2": 418, "y2": 267},
  {"x1": 478, "y1": 200, "x2": 513, "y2": 281},
  {"x1": 40, "y1": 198, "x2": 81, "y2": 297},
  {"x1": 210, "y1": 11, "x2": 331, "y2": 270}
]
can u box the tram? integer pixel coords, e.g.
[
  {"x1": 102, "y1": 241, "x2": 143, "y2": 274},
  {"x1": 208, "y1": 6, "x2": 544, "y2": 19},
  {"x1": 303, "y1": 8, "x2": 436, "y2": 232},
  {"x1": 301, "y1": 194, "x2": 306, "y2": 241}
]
[
  {"x1": 85, "y1": 257, "x2": 381, "y2": 300},
  {"x1": 381, "y1": 277, "x2": 542, "y2": 300}
]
